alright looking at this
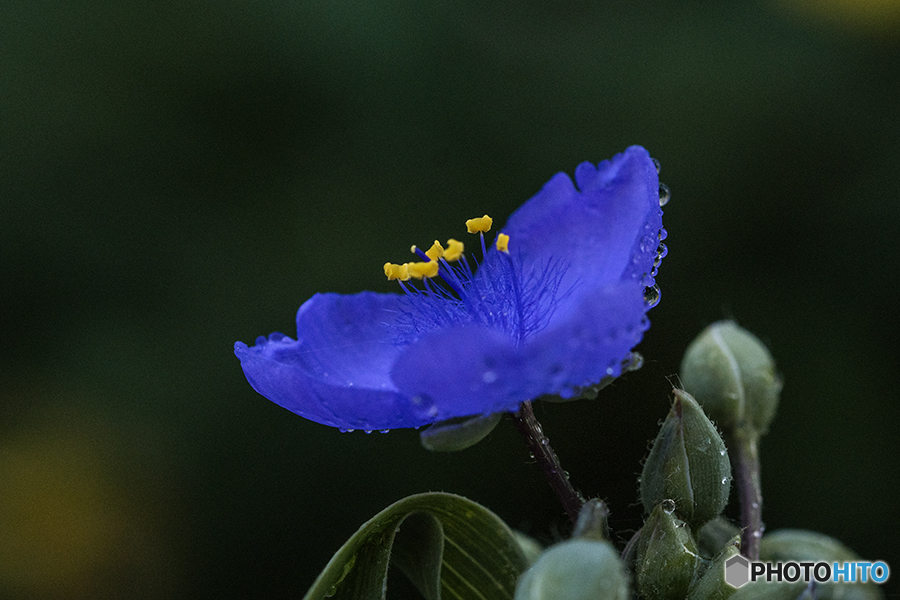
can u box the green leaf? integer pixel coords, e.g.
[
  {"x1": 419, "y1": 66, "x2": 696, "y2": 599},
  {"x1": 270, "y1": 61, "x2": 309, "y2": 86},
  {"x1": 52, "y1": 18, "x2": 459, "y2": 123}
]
[{"x1": 303, "y1": 492, "x2": 530, "y2": 600}]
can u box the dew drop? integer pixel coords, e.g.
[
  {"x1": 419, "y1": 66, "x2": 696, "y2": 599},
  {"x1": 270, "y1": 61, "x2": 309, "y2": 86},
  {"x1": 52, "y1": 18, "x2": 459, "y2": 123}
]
[
  {"x1": 656, "y1": 242, "x2": 668, "y2": 260},
  {"x1": 658, "y1": 227, "x2": 668, "y2": 241},
  {"x1": 720, "y1": 449, "x2": 726, "y2": 456},
  {"x1": 482, "y1": 370, "x2": 497, "y2": 383},
  {"x1": 722, "y1": 478, "x2": 728, "y2": 485},
  {"x1": 364, "y1": 430, "x2": 373, "y2": 434},
  {"x1": 661, "y1": 499, "x2": 676, "y2": 514},
  {"x1": 380, "y1": 429, "x2": 390, "y2": 434},
  {"x1": 625, "y1": 352, "x2": 644, "y2": 372},
  {"x1": 643, "y1": 283, "x2": 661, "y2": 308},
  {"x1": 640, "y1": 235, "x2": 656, "y2": 253},
  {"x1": 652, "y1": 158, "x2": 661, "y2": 174},
  {"x1": 658, "y1": 183, "x2": 670, "y2": 207}
]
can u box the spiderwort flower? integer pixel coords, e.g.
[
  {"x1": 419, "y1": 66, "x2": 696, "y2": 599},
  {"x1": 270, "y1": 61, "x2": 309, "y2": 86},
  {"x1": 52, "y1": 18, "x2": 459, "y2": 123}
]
[{"x1": 234, "y1": 146, "x2": 666, "y2": 431}]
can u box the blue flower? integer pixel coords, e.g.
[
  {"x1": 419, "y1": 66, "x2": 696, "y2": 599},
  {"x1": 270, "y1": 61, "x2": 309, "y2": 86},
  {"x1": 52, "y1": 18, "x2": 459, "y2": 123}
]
[{"x1": 235, "y1": 146, "x2": 666, "y2": 431}]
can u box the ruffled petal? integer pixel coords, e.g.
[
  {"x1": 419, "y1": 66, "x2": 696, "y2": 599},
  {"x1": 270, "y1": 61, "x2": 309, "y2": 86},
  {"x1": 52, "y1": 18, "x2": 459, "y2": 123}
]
[
  {"x1": 390, "y1": 279, "x2": 648, "y2": 420},
  {"x1": 495, "y1": 145, "x2": 662, "y2": 308},
  {"x1": 234, "y1": 291, "x2": 430, "y2": 430}
]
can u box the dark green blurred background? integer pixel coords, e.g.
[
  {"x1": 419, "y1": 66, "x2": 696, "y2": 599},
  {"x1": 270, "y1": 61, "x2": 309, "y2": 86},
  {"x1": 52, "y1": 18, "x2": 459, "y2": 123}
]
[{"x1": 2, "y1": 0, "x2": 898, "y2": 597}]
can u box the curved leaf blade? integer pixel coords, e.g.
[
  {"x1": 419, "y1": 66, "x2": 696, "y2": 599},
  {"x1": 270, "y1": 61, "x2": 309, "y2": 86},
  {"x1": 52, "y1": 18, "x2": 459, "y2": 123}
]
[{"x1": 303, "y1": 492, "x2": 529, "y2": 600}]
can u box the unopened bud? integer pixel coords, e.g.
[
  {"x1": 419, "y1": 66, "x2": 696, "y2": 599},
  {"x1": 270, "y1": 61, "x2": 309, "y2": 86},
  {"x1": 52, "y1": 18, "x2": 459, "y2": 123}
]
[
  {"x1": 419, "y1": 412, "x2": 502, "y2": 451},
  {"x1": 640, "y1": 389, "x2": 731, "y2": 528},
  {"x1": 514, "y1": 539, "x2": 630, "y2": 600},
  {"x1": 686, "y1": 536, "x2": 740, "y2": 600},
  {"x1": 635, "y1": 501, "x2": 701, "y2": 600},
  {"x1": 680, "y1": 321, "x2": 780, "y2": 437},
  {"x1": 698, "y1": 517, "x2": 741, "y2": 558}
]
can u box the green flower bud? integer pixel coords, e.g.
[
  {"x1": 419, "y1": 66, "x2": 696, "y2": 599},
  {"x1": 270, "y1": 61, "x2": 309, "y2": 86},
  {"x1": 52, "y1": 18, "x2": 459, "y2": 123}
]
[
  {"x1": 686, "y1": 536, "x2": 740, "y2": 600},
  {"x1": 759, "y1": 530, "x2": 884, "y2": 600},
  {"x1": 419, "y1": 412, "x2": 503, "y2": 451},
  {"x1": 729, "y1": 581, "x2": 818, "y2": 600},
  {"x1": 572, "y1": 498, "x2": 609, "y2": 541},
  {"x1": 680, "y1": 321, "x2": 781, "y2": 437},
  {"x1": 760, "y1": 529, "x2": 862, "y2": 563},
  {"x1": 698, "y1": 517, "x2": 741, "y2": 559},
  {"x1": 635, "y1": 501, "x2": 701, "y2": 600},
  {"x1": 514, "y1": 539, "x2": 630, "y2": 600},
  {"x1": 640, "y1": 389, "x2": 732, "y2": 528}
]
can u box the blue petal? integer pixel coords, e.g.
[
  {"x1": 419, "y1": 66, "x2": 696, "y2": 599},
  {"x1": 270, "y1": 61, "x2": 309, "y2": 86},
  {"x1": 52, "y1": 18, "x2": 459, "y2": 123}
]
[
  {"x1": 234, "y1": 292, "x2": 430, "y2": 430},
  {"x1": 390, "y1": 280, "x2": 648, "y2": 420},
  {"x1": 496, "y1": 145, "x2": 662, "y2": 310}
]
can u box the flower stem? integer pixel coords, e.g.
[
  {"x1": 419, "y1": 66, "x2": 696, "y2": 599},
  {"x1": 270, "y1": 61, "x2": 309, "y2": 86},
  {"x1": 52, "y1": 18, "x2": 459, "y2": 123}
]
[
  {"x1": 730, "y1": 432, "x2": 763, "y2": 560},
  {"x1": 511, "y1": 401, "x2": 585, "y2": 524}
]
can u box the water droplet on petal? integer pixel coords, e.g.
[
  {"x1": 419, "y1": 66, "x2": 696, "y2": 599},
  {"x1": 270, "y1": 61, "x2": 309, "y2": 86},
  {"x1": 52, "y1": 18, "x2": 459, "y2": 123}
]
[
  {"x1": 652, "y1": 158, "x2": 661, "y2": 174},
  {"x1": 658, "y1": 227, "x2": 668, "y2": 241},
  {"x1": 643, "y1": 283, "x2": 661, "y2": 308},
  {"x1": 656, "y1": 243, "x2": 668, "y2": 260},
  {"x1": 380, "y1": 429, "x2": 390, "y2": 434},
  {"x1": 624, "y1": 352, "x2": 644, "y2": 372},
  {"x1": 364, "y1": 429, "x2": 373, "y2": 434},
  {"x1": 640, "y1": 235, "x2": 656, "y2": 253},
  {"x1": 658, "y1": 183, "x2": 670, "y2": 206}
]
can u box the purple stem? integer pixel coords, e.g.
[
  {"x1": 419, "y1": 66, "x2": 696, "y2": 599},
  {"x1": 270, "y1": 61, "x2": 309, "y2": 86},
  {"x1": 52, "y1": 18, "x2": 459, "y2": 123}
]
[
  {"x1": 511, "y1": 401, "x2": 585, "y2": 524},
  {"x1": 731, "y1": 433, "x2": 763, "y2": 560}
]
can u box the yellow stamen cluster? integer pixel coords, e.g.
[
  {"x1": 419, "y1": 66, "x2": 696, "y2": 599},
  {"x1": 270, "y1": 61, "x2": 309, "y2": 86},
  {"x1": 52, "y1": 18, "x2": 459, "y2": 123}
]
[
  {"x1": 384, "y1": 216, "x2": 509, "y2": 281},
  {"x1": 466, "y1": 215, "x2": 493, "y2": 233},
  {"x1": 496, "y1": 232, "x2": 509, "y2": 253}
]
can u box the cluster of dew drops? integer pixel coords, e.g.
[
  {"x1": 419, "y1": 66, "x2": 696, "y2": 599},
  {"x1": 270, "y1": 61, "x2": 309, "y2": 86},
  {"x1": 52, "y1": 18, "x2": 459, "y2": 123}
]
[{"x1": 642, "y1": 157, "x2": 669, "y2": 310}]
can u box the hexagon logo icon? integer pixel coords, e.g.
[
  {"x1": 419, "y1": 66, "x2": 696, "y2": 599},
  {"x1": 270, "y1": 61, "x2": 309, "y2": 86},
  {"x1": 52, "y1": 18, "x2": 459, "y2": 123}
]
[{"x1": 724, "y1": 554, "x2": 751, "y2": 588}]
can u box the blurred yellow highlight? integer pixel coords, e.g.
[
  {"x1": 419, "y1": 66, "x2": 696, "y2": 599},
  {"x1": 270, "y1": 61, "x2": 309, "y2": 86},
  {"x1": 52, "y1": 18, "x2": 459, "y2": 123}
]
[{"x1": 778, "y1": 0, "x2": 900, "y2": 33}]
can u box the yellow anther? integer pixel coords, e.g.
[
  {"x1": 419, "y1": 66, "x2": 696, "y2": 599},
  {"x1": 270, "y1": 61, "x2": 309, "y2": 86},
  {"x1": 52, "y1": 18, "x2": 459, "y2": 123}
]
[
  {"x1": 443, "y1": 238, "x2": 464, "y2": 262},
  {"x1": 406, "y1": 261, "x2": 439, "y2": 279},
  {"x1": 496, "y1": 233, "x2": 509, "y2": 253},
  {"x1": 384, "y1": 262, "x2": 410, "y2": 281},
  {"x1": 466, "y1": 214, "x2": 493, "y2": 234},
  {"x1": 425, "y1": 240, "x2": 444, "y2": 261}
]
